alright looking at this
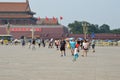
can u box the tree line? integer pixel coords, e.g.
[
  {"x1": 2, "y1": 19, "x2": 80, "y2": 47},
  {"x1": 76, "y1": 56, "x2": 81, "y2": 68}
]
[{"x1": 68, "y1": 21, "x2": 120, "y2": 34}]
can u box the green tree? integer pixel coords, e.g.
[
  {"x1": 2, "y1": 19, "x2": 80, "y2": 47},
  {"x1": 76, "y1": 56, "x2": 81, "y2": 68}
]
[
  {"x1": 88, "y1": 24, "x2": 100, "y2": 34},
  {"x1": 68, "y1": 21, "x2": 83, "y2": 34},
  {"x1": 68, "y1": 21, "x2": 98, "y2": 34},
  {"x1": 99, "y1": 24, "x2": 110, "y2": 33},
  {"x1": 111, "y1": 28, "x2": 120, "y2": 34},
  {"x1": 68, "y1": 21, "x2": 116, "y2": 34}
]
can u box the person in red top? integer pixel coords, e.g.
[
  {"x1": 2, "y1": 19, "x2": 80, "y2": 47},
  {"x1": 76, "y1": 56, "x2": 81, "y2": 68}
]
[
  {"x1": 72, "y1": 40, "x2": 80, "y2": 62},
  {"x1": 75, "y1": 40, "x2": 80, "y2": 52}
]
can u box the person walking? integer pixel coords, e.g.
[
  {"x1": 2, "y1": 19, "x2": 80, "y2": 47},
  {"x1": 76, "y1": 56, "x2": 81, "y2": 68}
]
[
  {"x1": 82, "y1": 39, "x2": 89, "y2": 57},
  {"x1": 41, "y1": 39, "x2": 45, "y2": 47},
  {"x1": 32, "y1": 38, "x2": 36, "y2": 50},
  {"x1": 21, "y1": 39, "x2": 25, "y2": 47},
  {"x1": 60, "y1": 38, "x2": 66, "y2": 57},
  {"x1": 37, "y1": 38, "x2": 41, "y2": 48},
  {"x1": 55, "y1": 39, "x2": 60, "y2": 50},
  {"x1": 91, "y1": 38, "x2": 96, "y2": 53},
  {"x1": 28, "y1": 39, "x2": 32, "y2": 49},
  {"x1": 73, "y1": 48, "x2": 79, "y2": 62},
  {"x1": 69, "y1": 39, "x2": 76, "y2": 56},
  {"x1": 72, "y1": 42, "x2": 80, "y2": 62}
]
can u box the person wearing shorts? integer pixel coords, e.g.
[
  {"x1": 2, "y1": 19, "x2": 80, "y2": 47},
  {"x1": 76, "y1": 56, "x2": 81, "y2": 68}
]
[
  {"x1": 69, "y1": 39, "x2": 76, "y2": 56},
  {"x1": 60, "y1": 38, "x2": 66, "y2": 56}
]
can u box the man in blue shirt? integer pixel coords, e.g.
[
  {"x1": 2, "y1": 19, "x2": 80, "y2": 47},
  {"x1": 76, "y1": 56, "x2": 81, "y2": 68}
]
[{"x1": 69, "y1": 39, "x2": 76, "y2": 56}]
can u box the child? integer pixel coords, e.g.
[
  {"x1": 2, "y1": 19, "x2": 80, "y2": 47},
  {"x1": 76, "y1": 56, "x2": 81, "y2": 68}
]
[{"x1": 73, "y1": 48, "x2": 79, "y2": 62}]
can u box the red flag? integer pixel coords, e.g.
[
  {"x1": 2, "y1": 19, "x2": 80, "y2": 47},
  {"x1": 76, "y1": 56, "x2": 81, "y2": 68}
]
[
  {"x1": 60, "y1": 16, "x2": 63, "y2": 20},
  {"x1": 45, "y1": 16, "x2": 49, "y2": 21},
  {"x1": 37, "y1": 17, "x2": 40, "y2": 21},
  {"x1": 53, "y1": 16, "x2": 57, "y2": 22}
]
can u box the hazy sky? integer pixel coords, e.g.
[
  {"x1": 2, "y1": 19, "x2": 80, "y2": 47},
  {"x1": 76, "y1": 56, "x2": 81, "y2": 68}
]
[{"x1": 0, "y1": 0, "x2": 120, "y2": 29}]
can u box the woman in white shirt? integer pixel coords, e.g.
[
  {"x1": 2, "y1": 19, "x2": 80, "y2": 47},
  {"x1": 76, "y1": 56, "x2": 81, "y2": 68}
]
[{"x1": 82, "y1": 39, "x2": 89, "y2": 57}]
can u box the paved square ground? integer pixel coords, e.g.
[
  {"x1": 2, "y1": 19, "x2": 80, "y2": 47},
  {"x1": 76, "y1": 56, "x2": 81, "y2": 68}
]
[{"x1": 0, "y1": 45, "x2": 120, "y2": 80}]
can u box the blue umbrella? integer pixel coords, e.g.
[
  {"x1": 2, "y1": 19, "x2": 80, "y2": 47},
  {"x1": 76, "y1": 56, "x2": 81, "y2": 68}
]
[
  {"x1": 69, "y1": 37, "x2": 74, "y2": 41},
  {"x1": 78, "y1": 38, "x2": 83, "y2": 41},
  {"x1": 108, "y1": 40, "x2": 112, "y2": 42}
]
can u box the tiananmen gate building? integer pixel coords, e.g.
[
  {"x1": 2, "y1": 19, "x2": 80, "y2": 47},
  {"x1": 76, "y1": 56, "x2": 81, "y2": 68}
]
[{"x1": 0, "y1": 0, "x2": 68, "y2": 39}]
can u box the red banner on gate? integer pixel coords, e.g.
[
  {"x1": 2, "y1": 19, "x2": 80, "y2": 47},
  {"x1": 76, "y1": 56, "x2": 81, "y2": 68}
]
[{"x1": 10, "y1": 28, "x2": 41, "y2": 32}]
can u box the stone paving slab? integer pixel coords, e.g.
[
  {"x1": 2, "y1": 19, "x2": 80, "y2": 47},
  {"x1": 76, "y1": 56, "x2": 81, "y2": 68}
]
[{"x1": 0, "y1": 45, "x2": 120, "y2": 80}]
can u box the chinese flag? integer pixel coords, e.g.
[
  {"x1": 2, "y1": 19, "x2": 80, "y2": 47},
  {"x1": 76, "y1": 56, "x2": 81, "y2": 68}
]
[
  {"x1": 60, "y1": 16, "x2": 63, "y2": 20},
  {"x1": 45, "y1": 16, "x2": 49, "y2": 21},
  {"x1": 37, "y1": 17, "x2": 40, "y2": 21},
  {"x1": 53, "y1": 16, "x2": 57, "y2": 22}
]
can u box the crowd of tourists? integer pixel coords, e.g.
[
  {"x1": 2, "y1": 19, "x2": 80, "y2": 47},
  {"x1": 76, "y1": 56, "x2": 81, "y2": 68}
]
[
  {"x1": 0, "y1": 37, "x2": 96, "y2": 62},
  {"x1": 56, "y1": 38, "x2": 96, "y2": 61}
]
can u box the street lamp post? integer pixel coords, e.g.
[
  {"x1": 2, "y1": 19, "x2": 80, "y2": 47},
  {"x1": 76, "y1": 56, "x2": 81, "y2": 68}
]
[
  {"x1": 30, "y1": 27, "x2": 34, "y2": 39},
  {"x1": 7, "y1": 22, "x2": 10, "y2": 35},
  {"x1": 82, "y1": 22, "x2": 89, "y2": 39}
]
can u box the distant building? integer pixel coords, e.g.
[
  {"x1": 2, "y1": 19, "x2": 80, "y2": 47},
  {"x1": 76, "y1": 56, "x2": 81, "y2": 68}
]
[
  {"x1": 0, "y1": 0, "x2": 68, "y2": 39},
  {"x1": 0, "y1": 0, "x2": 36, "y2": 25}
]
